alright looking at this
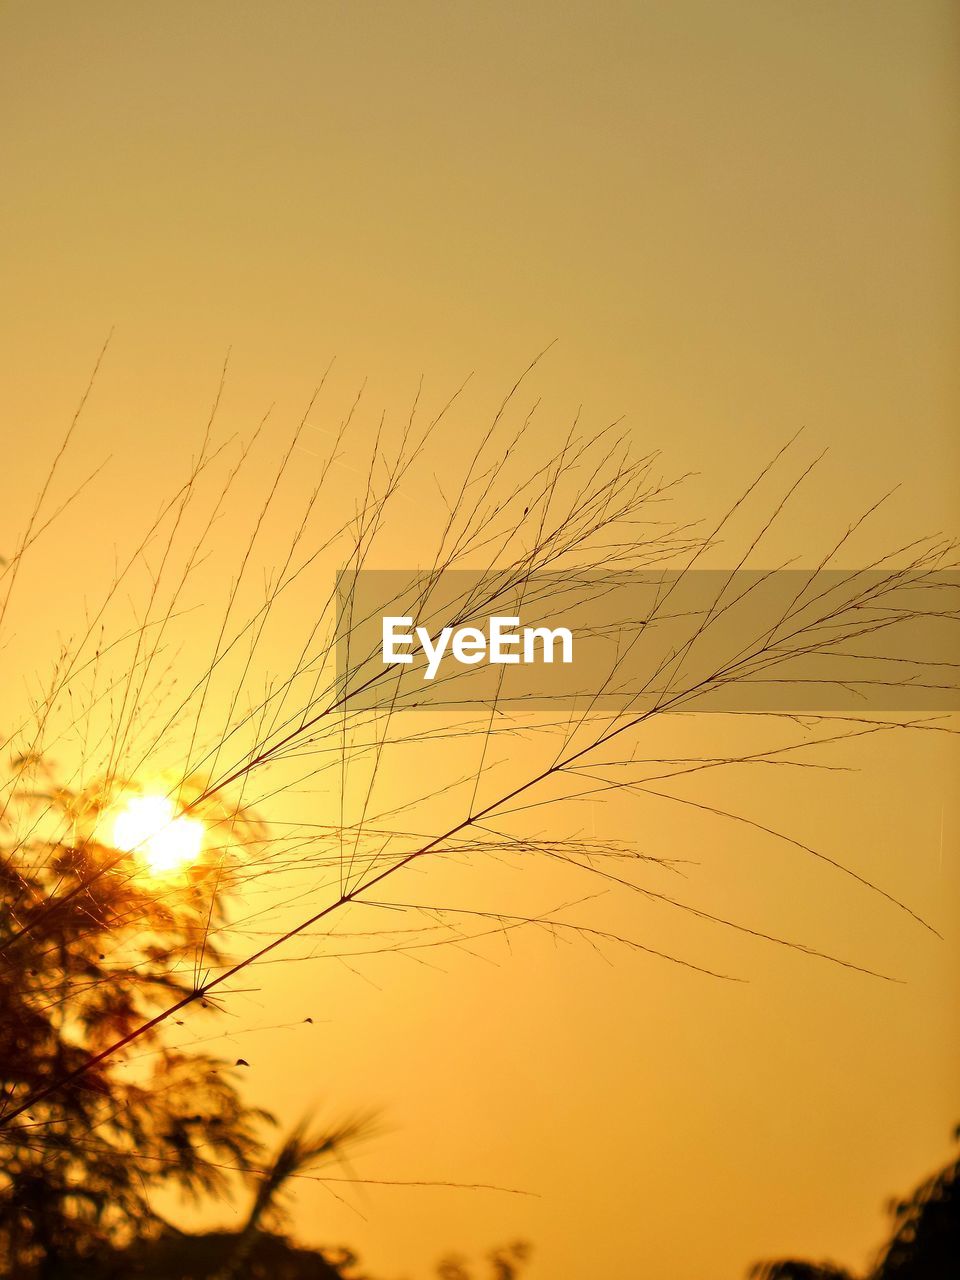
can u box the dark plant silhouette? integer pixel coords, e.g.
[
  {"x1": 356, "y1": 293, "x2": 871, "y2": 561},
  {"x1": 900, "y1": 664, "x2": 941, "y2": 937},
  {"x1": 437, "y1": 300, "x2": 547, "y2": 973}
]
[
  {"x1": 0, "y1": 771, "x2": 269, "y2": 1277},
  {"x1": 96, "y1": 1116, "x2": 379, "y2": 1278},
  {"x1": 750, "y1": 1124, "x2": 959, "y2": 1280},
  {"x1": 109, "y1": 1229, "x2": 357, "y2": 1279},
  {"x1": 212, "y1": 1113, "x2": 374, "y2": 1280},
  {"x1": 873, "y1": 1124, "x2": 959, "y2": 1279},
  {"x1": 117, "y1": 1231, "x2": 529, "y2": 1280},
  {"x1": 437, "y1": 1242, "x2": 531, "y2": 1280},
  {"x1": 751, "y1": 1264, "x2": 857, "y2": 1280}
]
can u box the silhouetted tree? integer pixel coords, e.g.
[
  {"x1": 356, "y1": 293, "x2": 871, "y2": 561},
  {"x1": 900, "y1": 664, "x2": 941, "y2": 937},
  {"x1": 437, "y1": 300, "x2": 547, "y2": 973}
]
[
  {"x1": 212, "y1": 1114, "x2": 373, "y2": 1280},
  {"x1": 750, "y1": 1125, "x2": 959, "y2": 1280},
  {"x1": 751, "y1": 1264, "x2": 854, "y2": 1280},
  {"x1": 873, "y1": 1124, "x2": 959, "y2": 1279},
  {"x1": 0, "y1": 771, "x2": 269, "y2": 1277},
  {"x1": 436, "y1": 1242, "x2": 530, "y2": 1280},
  {"x1": 111, "y1": 1228, "x2": 357, "y2": 1279},
  {"x1": 119, "y1": 1232, "x2": 529, "y2": 1280}
]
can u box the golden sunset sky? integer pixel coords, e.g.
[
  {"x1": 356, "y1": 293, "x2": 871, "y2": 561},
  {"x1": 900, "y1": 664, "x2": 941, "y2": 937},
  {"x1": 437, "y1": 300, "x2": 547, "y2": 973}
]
[{"x1": 1, "y1": 4, "x2": 958, "y2": 1278}]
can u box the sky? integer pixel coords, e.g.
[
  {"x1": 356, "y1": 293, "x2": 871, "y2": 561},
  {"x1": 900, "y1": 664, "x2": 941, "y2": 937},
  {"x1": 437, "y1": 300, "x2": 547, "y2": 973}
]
[{"x1": 1, "y1": 3, "x2": 959, "y2": 1278}]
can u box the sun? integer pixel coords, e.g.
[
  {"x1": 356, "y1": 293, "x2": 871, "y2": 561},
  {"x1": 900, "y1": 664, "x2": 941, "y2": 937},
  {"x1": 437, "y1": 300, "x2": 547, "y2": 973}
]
[{"x1": 112, "y1": 793, "x2": 204, "y2": 876}]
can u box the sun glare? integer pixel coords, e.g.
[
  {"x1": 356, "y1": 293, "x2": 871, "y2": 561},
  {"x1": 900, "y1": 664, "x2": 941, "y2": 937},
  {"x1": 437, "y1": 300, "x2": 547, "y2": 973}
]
[{"x1": 112, "y1": 794, "x2": 204, "y2": 876}]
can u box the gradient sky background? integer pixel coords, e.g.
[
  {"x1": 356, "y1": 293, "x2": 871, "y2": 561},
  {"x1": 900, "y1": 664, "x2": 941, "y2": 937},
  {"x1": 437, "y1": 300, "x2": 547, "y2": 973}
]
[{"x1": 1, "y1": 4, "x2": 959, "y2": 1278}]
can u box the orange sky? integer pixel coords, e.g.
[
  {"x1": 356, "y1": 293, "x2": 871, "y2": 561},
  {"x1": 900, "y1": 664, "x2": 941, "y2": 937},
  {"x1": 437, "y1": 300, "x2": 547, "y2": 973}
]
[{"x1": 1, "y1": 4, "x2": 959, "y2": 1277}]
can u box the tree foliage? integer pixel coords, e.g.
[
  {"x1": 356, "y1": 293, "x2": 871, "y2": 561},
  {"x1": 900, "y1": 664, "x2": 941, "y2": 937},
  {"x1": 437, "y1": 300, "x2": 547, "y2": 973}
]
[
  {"x1": 750, "y1": 1125, "x2": 960, "y2": 1280},
  {"x1": 873, "y1": 1124, "x2": 959, "y2": 1279},
  {"x1": 0, "y1": 771, "x2": 269, "y2": 1277}
]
